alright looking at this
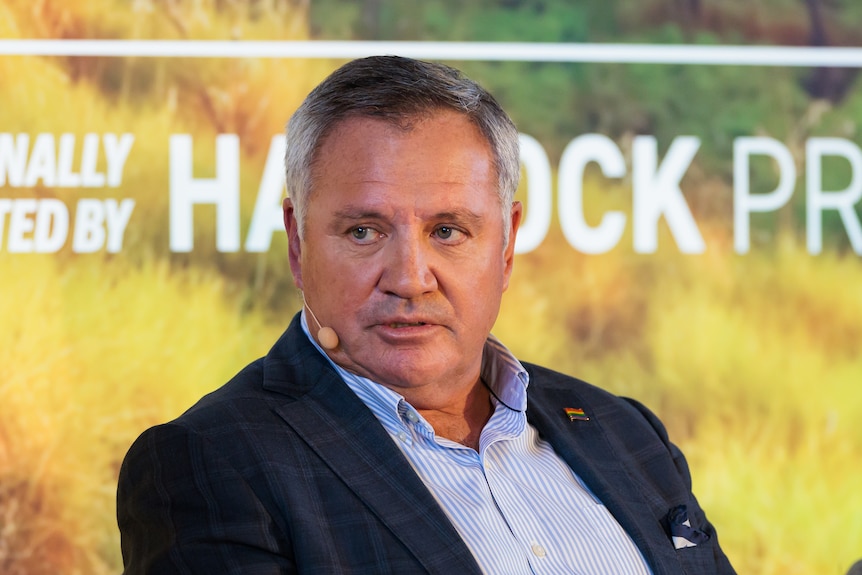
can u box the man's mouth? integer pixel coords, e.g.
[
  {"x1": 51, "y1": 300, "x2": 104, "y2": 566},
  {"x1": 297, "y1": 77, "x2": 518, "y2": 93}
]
[{"x1": 388, "y1": 322, "x2": 427, "y2": 328}]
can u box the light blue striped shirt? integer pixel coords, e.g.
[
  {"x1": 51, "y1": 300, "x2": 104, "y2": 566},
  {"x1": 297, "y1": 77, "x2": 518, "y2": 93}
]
[{"x1": 301, "y1": 312, "x2": 652, "y2": 575}]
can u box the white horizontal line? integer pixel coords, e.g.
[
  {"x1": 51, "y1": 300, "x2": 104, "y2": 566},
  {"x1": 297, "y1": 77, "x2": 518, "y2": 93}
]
[{"x1": 1, "y1": 40, "x2": 861, "y2": 66}]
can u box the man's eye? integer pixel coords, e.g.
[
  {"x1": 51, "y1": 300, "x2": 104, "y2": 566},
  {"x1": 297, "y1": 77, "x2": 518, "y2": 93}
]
[
  {"x1": 350, "y1": 226, "x2": 380, "y2": 242},
  {"x1": 434, "y1": 226, "x2": 463, "y2": 241}
]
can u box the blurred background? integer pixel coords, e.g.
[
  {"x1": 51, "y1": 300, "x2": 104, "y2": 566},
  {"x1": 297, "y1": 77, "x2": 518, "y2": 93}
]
[{"x1": 1, "y1": 1, "x2": 861, "y2": 573}]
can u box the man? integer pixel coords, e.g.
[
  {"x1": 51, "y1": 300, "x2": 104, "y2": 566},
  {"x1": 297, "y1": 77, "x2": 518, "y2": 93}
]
[{"x1": 117, "y1": 56, "x2": 735, "y2": 574}]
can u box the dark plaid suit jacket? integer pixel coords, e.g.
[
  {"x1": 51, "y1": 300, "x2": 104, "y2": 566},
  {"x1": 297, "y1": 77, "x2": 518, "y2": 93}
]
[{"x1": 117, "y1": 314, "x2": 735, "y2": 574}]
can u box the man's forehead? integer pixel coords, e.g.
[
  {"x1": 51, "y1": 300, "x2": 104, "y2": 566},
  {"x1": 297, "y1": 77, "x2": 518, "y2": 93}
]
[{"x1": 313, "y1": 113, "x2": 493, "y2": 177}]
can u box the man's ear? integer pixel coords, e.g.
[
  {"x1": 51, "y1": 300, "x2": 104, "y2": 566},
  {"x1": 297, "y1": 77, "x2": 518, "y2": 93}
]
[
  {"x1": 283, "y1": 197, "x2": 304, "y2": 290},
  {"x1": 502, "y1": 201, "x2": 522, "y2": 291}
]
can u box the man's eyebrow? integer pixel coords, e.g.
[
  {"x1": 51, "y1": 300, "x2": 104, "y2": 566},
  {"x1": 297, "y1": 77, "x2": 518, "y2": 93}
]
[
  {"x1": 431, "y1": 209, "x2": 484, "y2": 226},
  {"x1": 331, "y1": 207, "x2": 387, "y2": 221},
  {"x1": 330, "y1": 207, "x2": 485, "y2": 224}
]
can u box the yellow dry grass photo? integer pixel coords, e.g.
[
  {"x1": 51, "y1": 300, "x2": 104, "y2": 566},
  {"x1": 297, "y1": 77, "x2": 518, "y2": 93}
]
[{"x1": 2, "y1": 1, "x2": 861, "y2": 574}]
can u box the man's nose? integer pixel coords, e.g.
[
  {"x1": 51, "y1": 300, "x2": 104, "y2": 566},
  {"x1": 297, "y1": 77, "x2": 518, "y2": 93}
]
[{"x1": 378, "y1": 236, "x2": 438, "y2": 299}]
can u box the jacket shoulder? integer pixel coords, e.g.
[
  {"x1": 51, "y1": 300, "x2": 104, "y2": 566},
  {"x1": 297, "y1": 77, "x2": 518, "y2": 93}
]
[
  {"x1": 522, "y1": 360, "x2": 679, "y2": 479},
  {"x1": 522, "y1": 361, "x2": 652, "y2": 423}
]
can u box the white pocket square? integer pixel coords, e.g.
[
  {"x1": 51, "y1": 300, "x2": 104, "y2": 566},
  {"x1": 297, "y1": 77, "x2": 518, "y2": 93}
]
[{"x1": 666, "y1": 505, "x2": 710, "y2": 549}]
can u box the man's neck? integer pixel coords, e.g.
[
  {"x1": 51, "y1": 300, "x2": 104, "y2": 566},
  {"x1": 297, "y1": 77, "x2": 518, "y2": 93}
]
[{"x1": 415, "y1": 379, "x2": 493, "y2": 451}]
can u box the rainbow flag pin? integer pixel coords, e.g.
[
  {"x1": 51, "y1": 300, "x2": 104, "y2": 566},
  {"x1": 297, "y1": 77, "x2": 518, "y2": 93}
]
[{"x1": 564, "y1": 407, "x2": 590, "y2": 422}]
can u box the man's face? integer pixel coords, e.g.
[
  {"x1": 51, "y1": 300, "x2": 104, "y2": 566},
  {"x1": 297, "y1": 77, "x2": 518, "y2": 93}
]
[{"x1": 284, "y1": 111, "x2": 521, "y2": 406}]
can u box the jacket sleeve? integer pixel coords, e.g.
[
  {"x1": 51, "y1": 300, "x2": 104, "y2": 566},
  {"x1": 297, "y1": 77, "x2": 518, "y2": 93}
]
[
  {"x1": 623, "y1": 397, "x2": 736, "y2": 575},
  {"x1": 116, "y1": 422, "x2": 295, "y2": 575}
]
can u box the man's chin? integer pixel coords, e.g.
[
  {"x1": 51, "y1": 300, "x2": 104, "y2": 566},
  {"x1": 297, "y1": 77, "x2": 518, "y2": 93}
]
[{"x1": 363, "y1": 358, "x2": 455, "y2": 393}]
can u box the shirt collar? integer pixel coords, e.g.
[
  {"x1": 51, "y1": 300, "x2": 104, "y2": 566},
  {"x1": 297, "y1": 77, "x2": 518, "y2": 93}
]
[{"x1": 299, "y1": 309, "x2": 530, "y2": 417}]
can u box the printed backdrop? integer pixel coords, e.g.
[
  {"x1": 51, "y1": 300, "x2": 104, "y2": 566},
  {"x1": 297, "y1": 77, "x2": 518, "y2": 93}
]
[{"x1": 1, "y1": 1, "x2": 861, "y2": 574}]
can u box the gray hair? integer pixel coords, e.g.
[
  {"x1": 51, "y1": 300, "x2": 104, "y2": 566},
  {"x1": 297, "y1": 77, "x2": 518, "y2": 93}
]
[{"x1": 284, "y1": 56, "x2": 520, "y2": 240}]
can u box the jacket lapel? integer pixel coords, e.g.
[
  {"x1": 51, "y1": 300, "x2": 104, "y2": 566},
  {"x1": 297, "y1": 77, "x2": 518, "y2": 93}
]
[
  {"x1": 262, "y1": 316, "x2": 482, "y2": 575},
  {"x1": 525, "y1": 378, "x2": 682, "y2": 575}
]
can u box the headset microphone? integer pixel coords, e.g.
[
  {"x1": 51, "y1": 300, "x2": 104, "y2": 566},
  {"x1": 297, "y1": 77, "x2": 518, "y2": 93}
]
[{"x1": 302, "y1": 295, "x2": 340, "y2": 350}]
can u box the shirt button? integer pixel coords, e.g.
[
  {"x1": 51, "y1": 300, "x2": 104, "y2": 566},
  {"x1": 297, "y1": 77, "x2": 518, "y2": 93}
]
[
  {"x1": 396, "y1": 431, "x2": 409, "y2": 443},
  {"x1": 531, "y1": 543, "x2": 547, "y2": 558},
  {"x1": 406, "y1": 411, "x2": 420, "y2": 423}
]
